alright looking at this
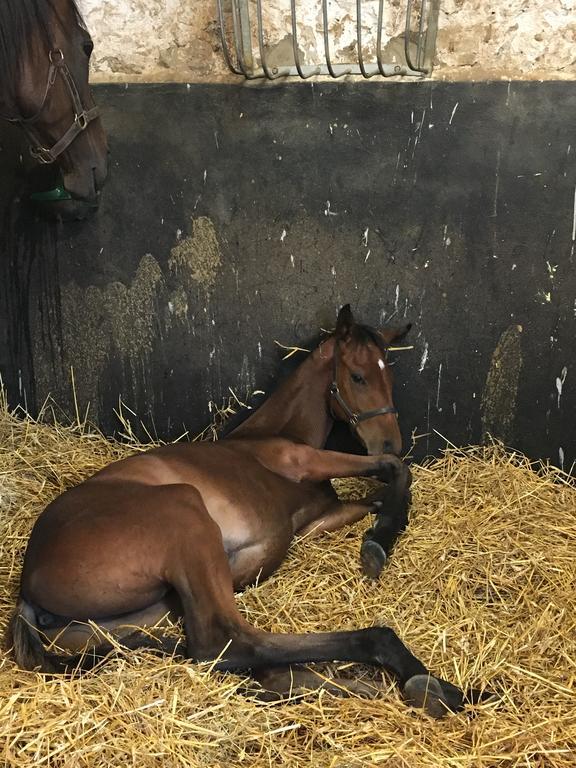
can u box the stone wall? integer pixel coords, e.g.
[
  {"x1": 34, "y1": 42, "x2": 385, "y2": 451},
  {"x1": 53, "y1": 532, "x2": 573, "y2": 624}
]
[{"x1": 82, "y1": 0, "x2": 576, "y2": 83}]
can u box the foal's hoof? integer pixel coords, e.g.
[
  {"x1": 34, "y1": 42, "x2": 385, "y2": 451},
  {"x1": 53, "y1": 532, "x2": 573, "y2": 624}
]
[
  {"x1": 403, "y1": 675, "x2": 495, "y2": 719},
  {"x1": 403, "y1": 675, "x2": 458, "y2": 718},
  {"x1": 360, "y1": 539, "x2": 387, "y2": 579}
]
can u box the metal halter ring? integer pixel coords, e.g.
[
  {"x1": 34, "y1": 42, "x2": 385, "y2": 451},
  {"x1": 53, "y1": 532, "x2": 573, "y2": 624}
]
[{"x1": 49, "y1": 49, "x2": 65, "y2": 65}]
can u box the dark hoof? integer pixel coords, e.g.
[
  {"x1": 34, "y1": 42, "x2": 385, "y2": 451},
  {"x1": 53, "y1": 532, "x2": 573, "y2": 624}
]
[
  {"x1": 404, "y1": 675, "x2": 473, "y2": 718},
  {"x1": 360, "y1": 539, "x2": 387, "y2": 579},
  {"x1": 466, "y1": 686, "x2": 497, "y2": 705},
  {"x1": 403, "y1": 675, "x2": 495, "y2": 719}
]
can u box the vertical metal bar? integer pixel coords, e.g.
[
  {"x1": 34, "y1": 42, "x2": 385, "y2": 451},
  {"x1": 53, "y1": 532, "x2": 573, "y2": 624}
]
[
  {"x1": 405, "y1": 0, "x2": 432, "y2": 74},
  {"x1": 230, "y1": 0, "x2": 249, "y2": 76},
  {"x1": 404, "y1": 0, "x2": 418, "y2": 73},
  {"x1": 417, "y1": 0, "x2": 428, "y2": 70},
  {"x1": 291, "y1": 0, "x2": 320, "y2": 78},
  {"x1": 375, "y1": 0, "x2": 386, "y2": 76},
  {"x1": 290, "y1": 0, "x2": 306, "y2": 78},
  {"x1": 421, "y1": 0, "x2": 440, "y2": 74},
  {"x1": 356, "y1": 0, "x2": 370, "y2": 78},
  {"x1": 322, "y1": 0, "x2": 352, "y2": 78},
  {"x1": 322, "y1": 0, "x2": 337, "y2": 77},
  {"x1": 216, "y1": 0, "x2": 243, "y2": 75},
  {"x1": 237, "y1": 0, "x2": 254, "y2": 73},
  {"x1": 256, "y1": 0, "x2": 274, "y2": 79}
]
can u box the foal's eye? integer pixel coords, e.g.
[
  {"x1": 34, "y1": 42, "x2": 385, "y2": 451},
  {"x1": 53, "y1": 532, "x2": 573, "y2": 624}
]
[
  {"x1": 83, "y1": 39, "x2": 94, "y2": 57},
  {"x1": 351, "y1": 372, "x2": 366, "y2": 385}
]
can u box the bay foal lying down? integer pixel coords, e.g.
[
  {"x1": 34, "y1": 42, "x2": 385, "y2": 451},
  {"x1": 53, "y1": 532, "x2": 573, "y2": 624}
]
[{"x1": 7, "y1": 305, "x2": 488, "y2": 717}]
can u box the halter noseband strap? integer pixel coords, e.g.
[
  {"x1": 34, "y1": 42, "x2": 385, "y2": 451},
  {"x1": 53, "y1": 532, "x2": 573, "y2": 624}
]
[
  {"x1": 2, "y1": 49, "x2": 100, "y2": 164},
  {"x1": 329, "y1": 341, "x2": 397, "y2": 426}
]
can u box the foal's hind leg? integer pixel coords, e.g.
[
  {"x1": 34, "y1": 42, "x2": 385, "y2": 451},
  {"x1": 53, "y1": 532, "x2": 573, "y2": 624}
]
[
  {"x1": 165, "y1": 491, "x2": 485, "y2": 718},
  {"x1": 296, "y1": 500, "x2": 373, "y2": 537},
  {"x1": 249, "y1": 667, "x2": 384, "y2": 701}
]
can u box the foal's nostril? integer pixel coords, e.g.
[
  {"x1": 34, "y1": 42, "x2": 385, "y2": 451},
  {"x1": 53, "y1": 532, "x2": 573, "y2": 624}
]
[{"x1": 382, "y1": 440, "x2": 394, "y2": 453}]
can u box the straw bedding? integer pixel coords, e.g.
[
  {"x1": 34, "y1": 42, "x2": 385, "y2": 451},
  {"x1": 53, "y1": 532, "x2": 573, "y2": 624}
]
[{"x1": 0, "y1": 398, "x2": 575, "y2": 767}]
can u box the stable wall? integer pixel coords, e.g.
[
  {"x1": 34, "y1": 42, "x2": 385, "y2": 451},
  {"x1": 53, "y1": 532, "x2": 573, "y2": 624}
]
[
  {"x1": 1, "y1": 81, "x2": 574, "y2": 468},
  {"x1": 81, "y1": 0, "x2": 576, "y2": 82}
]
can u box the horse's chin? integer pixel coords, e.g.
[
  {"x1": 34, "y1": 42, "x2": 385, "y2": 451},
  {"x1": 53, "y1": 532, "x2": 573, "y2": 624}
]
[
  {"x1": 35, "y1": 195, "x2": 100, "y2": 221},
  {"x1": 358, "y1": 434, "x2": 402, "y2": 457}
]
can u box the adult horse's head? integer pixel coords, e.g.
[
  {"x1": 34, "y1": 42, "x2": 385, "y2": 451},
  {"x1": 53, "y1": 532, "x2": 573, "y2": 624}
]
[
  {"x1": 329, "y1": 304, "x2": 411, "y2": 456},
  {"x1": 0, "y1": 0, "x2": 108, "y2": 219}
]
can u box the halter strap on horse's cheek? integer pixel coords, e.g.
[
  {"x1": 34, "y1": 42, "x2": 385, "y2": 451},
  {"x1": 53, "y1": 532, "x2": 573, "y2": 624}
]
[
  {"x1": 37, "y1": 105, "x2": 100, "y2": 162},
  {"x1": 354, "y1": 406, "x2": 398, "y2": 423},
  {"x1": 2, "y1": 49, "x2": 98, "y2": 164}
]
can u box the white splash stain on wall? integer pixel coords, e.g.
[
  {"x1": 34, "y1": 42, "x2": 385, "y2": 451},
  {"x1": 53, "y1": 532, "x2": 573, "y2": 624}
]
[
  {"x1": 238, "y1": 353, "x2": 255, "y2": 400},
  {"x1": 419, "y1": 342, "x2": 429, "y2": 373},
  {"x1": 571, "y1": 185, "x2": 576, "y2": 241},
  {"x1": 556, "y1": 366, "x2": 568, "y2": 408},
  {"x1": 436, "y1": 362, "x2": 443, "y2": 411},
  {"x1": 449, "y1": 102, "x2": 459, "y2": 124},
  {"x1": 324, "y1": 200, "x2": 337, "y2": 217}
]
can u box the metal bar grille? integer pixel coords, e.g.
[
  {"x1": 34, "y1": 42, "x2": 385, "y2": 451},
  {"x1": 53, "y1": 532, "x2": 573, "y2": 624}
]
[{"x1": 217, "y1": 0, "x2": 440, "y2": 80}]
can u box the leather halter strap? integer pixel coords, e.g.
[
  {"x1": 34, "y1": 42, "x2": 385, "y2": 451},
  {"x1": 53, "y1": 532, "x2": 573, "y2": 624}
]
[
  {"x1": 329, "y1": 340, "x2": 397, "y2": 426},
  {"x1": 1, "y1": 49, "x2": 99, "y2": 164}
]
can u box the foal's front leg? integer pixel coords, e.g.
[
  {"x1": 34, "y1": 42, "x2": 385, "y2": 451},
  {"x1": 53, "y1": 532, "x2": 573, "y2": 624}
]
[
  {"x1": 303, "y1": 471, "x2": 411, "y2": 579},
  {"x1": 359, "y1": 476, "x2": 412, "y2": 579},
  {"x1": 357, "y1": 460, "x2": 412, "y2": 579},
  {"x1": 293, "y1": 445, "x2": 412, "y2": 577},
  {"x1": 260, "y1": 440, "x2": 411, "y2": 574}
]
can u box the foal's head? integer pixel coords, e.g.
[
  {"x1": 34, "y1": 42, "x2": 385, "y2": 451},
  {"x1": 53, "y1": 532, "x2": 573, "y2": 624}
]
[
  {"x1": 0, "y1": 0, "x2": 108, "y2": 218},
  {"x1": 329, "y1": 304, "x2": 411, "y2": 456}
]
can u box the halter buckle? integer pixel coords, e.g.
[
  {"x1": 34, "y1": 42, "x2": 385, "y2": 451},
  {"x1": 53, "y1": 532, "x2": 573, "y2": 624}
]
[
  {"x1": 30, "y1": 145, "x2": 55, "y2": 164},
  {"x1": 75, "y1": 112, "x2": 89, "y2": 130}
]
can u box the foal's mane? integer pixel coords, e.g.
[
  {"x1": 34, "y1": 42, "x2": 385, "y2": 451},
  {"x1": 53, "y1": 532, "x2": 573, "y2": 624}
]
[
  {"x1": 0, "y1": 0, "x2": 84, "y2": 100},
  {"x1": 349, "y1": 324, "x2": 390, "y2": 357}
]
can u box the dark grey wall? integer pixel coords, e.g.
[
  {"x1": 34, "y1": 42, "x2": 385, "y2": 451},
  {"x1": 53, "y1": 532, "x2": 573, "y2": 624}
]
[{"x1": 1, "y1": 82, "x2": 574, "y2": 468}]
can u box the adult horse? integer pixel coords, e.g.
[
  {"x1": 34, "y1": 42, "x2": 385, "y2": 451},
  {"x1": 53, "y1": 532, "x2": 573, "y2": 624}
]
[
  {"x1": 0, "y1": 0, "x2": 108, "y2": 219},
  {"x1": 7, "y1": 306, "x2": 489, "y2": 717}
]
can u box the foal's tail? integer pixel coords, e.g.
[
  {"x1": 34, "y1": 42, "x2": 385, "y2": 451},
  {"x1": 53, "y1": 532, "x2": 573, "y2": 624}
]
[
  {"x1": 4, "y1": 598, "x2": 56, "y2": 673},
  {"x1": 5, "y1": 598, "x2": 186, "y2": 674}
]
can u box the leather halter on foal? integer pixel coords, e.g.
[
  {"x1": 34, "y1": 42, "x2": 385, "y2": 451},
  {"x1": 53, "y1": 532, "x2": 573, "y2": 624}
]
[
  {"x1": 2, "y1": 49, "x2": 99, "y2": 164},
  {"x1": 329, "y1": 341, "x2": 398, "y2": 426}
]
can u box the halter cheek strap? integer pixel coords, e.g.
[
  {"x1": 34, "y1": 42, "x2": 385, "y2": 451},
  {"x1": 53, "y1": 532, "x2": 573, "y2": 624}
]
[
  {"x1": 329, "y1": 341, "x2": 398, "y2": 426},
  {"x1": 1, "y1": 49, "x2": 100, "y2": 165}
]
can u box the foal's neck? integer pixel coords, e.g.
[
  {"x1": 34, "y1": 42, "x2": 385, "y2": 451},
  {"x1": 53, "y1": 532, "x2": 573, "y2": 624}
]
[{"x1": 228, "y1": 339, "x2": 335, "y2": 448}]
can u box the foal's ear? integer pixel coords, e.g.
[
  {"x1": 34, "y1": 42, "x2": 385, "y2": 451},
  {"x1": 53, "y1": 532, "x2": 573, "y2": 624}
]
[
  {"x1": 335, "y1": 304, "x2": 355, "y2": 339},
  {"x1": 380, "y1": 322, "x2": 412, "y2": 346}
]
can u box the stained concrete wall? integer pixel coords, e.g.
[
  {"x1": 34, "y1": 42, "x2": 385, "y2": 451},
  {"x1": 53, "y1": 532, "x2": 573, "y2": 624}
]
[{"x1": 82, "y1": 0, "x2": 576, "y2": 83}]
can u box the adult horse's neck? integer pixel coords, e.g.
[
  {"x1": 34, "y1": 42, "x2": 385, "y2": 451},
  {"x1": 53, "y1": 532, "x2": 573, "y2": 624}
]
[{"x1": 228, "y1": 337, "x2": 336, "y2": 449}]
